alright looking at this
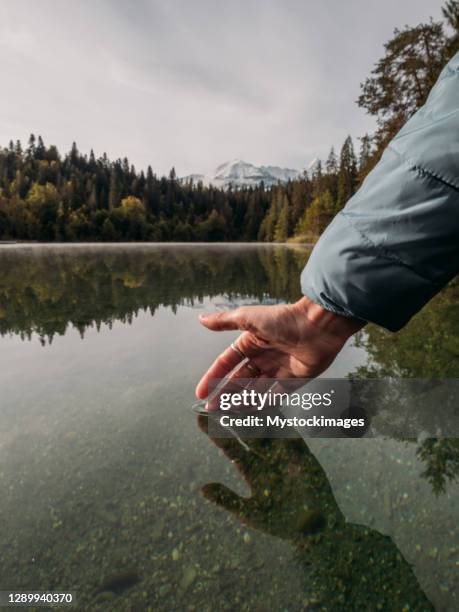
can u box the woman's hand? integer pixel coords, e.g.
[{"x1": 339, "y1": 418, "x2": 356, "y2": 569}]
[{"x1": 195, "y1": 296, "x2": 364, "y2": 399}]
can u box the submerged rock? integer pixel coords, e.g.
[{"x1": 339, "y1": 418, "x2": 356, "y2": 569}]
[
  {"x1": 180, "y1": 566, "x2": 197, "y2": 590},
  {"x1": 158, "y1": 584, "x2": 171, "y2": 597},
  {"x1": 96, "y1": 570, "x2": 140, "y2": 594},
  {"x1": 93, "y1": 591, "x2": 115, "y2": 604}
]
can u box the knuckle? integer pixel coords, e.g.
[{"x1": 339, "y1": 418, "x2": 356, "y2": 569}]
[{"x1": 218, "y1": 351, "x2": 234, "y2": 367}]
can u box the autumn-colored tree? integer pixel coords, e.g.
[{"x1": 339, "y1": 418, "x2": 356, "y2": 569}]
[{"x1": 295, "y1": 190, "x2": 335, "y2": 239}]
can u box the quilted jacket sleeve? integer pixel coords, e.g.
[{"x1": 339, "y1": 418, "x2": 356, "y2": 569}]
[{"x1": 301, "y1": 52, "x2": 459, "y2": 331}]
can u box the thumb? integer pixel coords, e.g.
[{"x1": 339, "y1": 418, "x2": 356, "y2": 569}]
[{"x1": 199, "y1": 309, "x2": 245, "y2": 331}]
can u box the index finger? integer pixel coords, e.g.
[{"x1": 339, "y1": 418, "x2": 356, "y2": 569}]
[{"x1": 195, "y1": 342, "x2": 245, "y2": 399}]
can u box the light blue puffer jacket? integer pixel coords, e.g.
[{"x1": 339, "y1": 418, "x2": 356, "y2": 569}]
[{"x1": 301, "y1": 52, "x2": 459, "y2": 331}]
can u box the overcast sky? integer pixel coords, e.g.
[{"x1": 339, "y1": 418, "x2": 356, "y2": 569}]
[{"x1": 0, "y1": 0, "x2": 445, "y2": 176}]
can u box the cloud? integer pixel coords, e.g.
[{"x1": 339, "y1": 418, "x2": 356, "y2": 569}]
[{"x1": 0, "y1": 0, "x2": 445, "y2": 175}]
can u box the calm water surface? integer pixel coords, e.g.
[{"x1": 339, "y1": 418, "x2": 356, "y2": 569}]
[{"x1": 0, "y1": 244, "x2": 457, "y2": 611}]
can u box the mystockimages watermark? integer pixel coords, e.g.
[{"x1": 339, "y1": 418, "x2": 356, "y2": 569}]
[
  {"x1": 219, "y1": 413, "x2": 365, "y2": 429},
  {"x1": 198, "y1": 378, "x2": 459, "y2": 439}
]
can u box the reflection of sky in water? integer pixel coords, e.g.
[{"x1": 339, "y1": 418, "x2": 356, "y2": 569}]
[{"x1": 0, "y1": 246, "x2": 457, "y2": 611}]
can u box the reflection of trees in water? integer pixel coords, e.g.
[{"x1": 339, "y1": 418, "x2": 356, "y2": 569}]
[
  {"x1": 352, "y1": 279, "x2": 459, "y2": 495},
  {"x1": 198, "y1": 416, "x2": 434, "y2": 609},
  {"x1": 354, "y1": 279, "x2": 459, "y2": 379},
  {"x1": 0, "y1": 246, "x2": 308, "y2": 343},
  {"x1": 417, "y1": 439, "x2": 459, "y2": 495}
]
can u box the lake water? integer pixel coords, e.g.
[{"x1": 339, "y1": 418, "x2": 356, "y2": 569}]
[{"x1": 0, "y1": 244, "x2": 457, "y2": 611}]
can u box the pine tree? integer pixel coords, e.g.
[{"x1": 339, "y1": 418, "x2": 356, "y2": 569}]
[
  {"x1": 274, "y1": 194, "x2": 290, "y2": 242},
  {"x1": 357, "y1": 133, "x2": 374, "y2": 181},
  {"x1": 443, "y1": 0, "x2": 459, "y2": 53},
  {"x1": 325, "y1": 147, "x2": 338, "y2": 175},
  {"x1": 358, "y1": 19, "x2": 449, "y2": 147},
  {"x1": 70, "y1": 142, "x2": 79, "y2": 163},
  {"x1": 36, "y1": 136, "x2": 45, "y2": 159},
  {"x1": 27, "y1": 134, "x2": 36, "y2": 158},
  {"x1": 325, "y1": 147, "x2": 338, "y2": 202},
  {"x1": 358, "y1": 134, "x2": 372, "y2": 172},
  {"x1": 88, "y1": 184, "x2": 98, "y2": 210},
  {"x1": 290, "y1": 178, "x2": 311, "y2": 232},
  {"x1": 336, "y1": 136, "x2": 357, "y2": 210},
  {"x1": 242, "y1": 192, "x2": 263, "y2": 240},
  {"x1": 108, "y1": 169, "x2": 121, "y2": 210},
  {"x1": 258, "y1": 189, "x2": 280, "y2": 241},
  {"x1": 101, "y1": 217, "x2": 117, "y2": 241}
]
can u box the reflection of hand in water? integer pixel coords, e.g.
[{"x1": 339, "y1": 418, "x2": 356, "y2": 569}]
[
  {"x1": 195, "y1": 298, "x2": 364, "y2": 400},
  {"x1": 198, "y1": 415, "x2": 434, "y2": 610},
  {"x1": 198, "y1": 415, "x2": 341, "y2": 544}
]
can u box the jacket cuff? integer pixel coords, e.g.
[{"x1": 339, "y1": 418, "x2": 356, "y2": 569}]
[{"x1": 300, "y1": 212, "x2": 444, "y2": 332}]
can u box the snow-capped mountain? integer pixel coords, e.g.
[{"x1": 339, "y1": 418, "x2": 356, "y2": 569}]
[
  {"x1": 180, "y1": 159, "x2": 302, "y2": 189},
  {"x1": 307, "y1": 157, "x2": 321, "y2": 172},
  {"x1": 180, "y1": 173, "x2": 206, "y2": 184}
]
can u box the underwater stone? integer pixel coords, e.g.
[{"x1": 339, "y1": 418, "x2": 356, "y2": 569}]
[
  {"x1": 96, "y1": 570, "x2": 140, "y2": 594},
  {"x1": 180, "y1": 566, "x2": 197, "y2": 590},
  {"x1": 158, "y1": 584, "x2": 171, "y2": 597}
]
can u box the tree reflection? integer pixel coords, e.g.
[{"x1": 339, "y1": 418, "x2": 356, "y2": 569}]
[
  {"x1": 352, "y1": 279, "x2": 459, "y2": 495},
  {"x1": 0, "y1": 245, "x2": 308, "y2": 343},
  {"x1": 353, "y1": 279, "x2": 459, "y2": 379},
  {"x1": 2, "y1": 245, "x2": 457, "y2": 496}
]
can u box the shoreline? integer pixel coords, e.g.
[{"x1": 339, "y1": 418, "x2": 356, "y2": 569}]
[{"x1": 0, "y1": 241, "x2": 316, "y2": 248}]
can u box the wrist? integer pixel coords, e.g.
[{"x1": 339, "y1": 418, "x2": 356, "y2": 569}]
[{"x1": 292, "y1": 296, "x2": 365, "y2": 343}]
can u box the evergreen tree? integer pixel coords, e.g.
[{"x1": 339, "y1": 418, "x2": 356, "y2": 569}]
[
  {"x1": 258, "y1": 189, "x2": 280, "y2": 242},
  {"x1": 336, "y1": 136, "x2": 357, "y2": 210},
  {"x1": 274, "y1": 194, "x2": 290, "y2": 242},
  {"x1": 358, "y1": 134, "x2": 372, "y2": 173},
  {"x1": 27, "y1": 134, "x2": 36, "y2": 158},
  {"x1": 70, "y1": 142, "x2": 79, "y2": 164},
  {"x1": 325, "y1": 147, "x2": 338, "y2": 175},
  {"x1": 443, "y1": 0, "x2": 459, "y2": 53},
  {"x1": 36, "y1": 136, "x2": 45, "y2": 159},
  {"x1": 325, "y1": 148, "x2": 338, "y2": 202},
  {"x1": 358, "y1": 18, "x2": 449, "y2": 147},
  {"x1": 101, "y1": 217, "x2": 118, "y2": 241},
  {"x1": 290, "y1": 178, "x2": 311, "y2": 233},
  {"x1": 108, "y1": 168, "x2": 121, "y2": 210}
]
